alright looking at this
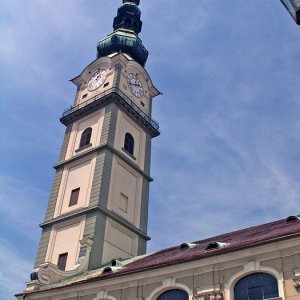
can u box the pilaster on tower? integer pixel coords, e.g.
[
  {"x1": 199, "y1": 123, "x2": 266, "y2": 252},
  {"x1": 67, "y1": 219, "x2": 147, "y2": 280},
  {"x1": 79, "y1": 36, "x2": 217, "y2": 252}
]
[{"x1": 29, "y1": 0, "x2": 160, "y2": 289}]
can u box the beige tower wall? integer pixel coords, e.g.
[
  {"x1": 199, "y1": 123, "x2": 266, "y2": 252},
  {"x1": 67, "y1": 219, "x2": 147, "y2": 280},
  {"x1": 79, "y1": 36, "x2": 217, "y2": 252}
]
[
  {"x1": 65, "y1": 110, "x2": 105, "y2": 160},
  {"x1": 102, "y1": 219, "x2": 138, "y2": 263},
  {"x1": 54, "y1": 155, "x2": 96, "y2": 217},
  {"x1": 114, "y1": 111, "x2": 146, "y2": 169},
  {"x1": 33, "y1": 54, "x2": 157, "y2": 272},
  {"x1": 45, "y1": 217, "x2": 85, "y2": 271},
  {"x1": 108, "y1": 158, "x2": 142, "y2": 226}
]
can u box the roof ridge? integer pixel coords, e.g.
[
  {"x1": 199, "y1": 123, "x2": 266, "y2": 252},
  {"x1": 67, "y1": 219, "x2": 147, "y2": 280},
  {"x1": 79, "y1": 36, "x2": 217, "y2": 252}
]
[{"x1": 146, "y1": 215, "x2": 300, "y2": 257}]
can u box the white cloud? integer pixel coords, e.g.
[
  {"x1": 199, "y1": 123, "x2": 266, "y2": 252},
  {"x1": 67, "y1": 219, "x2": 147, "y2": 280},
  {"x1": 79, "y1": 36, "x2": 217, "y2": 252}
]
[
  {"x1": 1, "y1": 0, "x2": 300, "y2": 285},
  {"x1": 0, "y1": 239, "x2": 32, "y2": 300},
  {"x1": 0, "y1": 175, "x2": 46, "y2": 239}
]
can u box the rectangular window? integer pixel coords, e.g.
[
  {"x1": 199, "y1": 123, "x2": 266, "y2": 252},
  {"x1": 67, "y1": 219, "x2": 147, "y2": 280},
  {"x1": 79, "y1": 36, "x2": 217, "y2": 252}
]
[
  {"x1": 104, "y1": 82, "x2": 109, "y2": 87},
  {"x1": 82, "y1": 93, "x2": 88, "y2": 99},
  {"x1": 69, "y1": 188, "x2": 80, "y2": 206},
  {"x1": 57, "y1": 253, "x2": 68, "y2": 271}
]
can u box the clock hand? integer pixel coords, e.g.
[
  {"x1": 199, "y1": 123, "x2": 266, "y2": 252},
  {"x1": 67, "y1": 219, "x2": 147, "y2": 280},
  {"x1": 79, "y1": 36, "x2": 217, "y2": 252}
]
[{"x1": 130, "y1": 82, "x2": 141, "y2": 87}]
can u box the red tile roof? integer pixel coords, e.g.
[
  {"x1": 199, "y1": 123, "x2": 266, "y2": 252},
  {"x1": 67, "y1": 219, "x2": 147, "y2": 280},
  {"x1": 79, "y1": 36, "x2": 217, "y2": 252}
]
[
  {"x1": 101, "y1": 215, "x2": 300, "y2": 279},
  {"x1": 29, "y1": 215, "x2": 300, "y2": 293}
]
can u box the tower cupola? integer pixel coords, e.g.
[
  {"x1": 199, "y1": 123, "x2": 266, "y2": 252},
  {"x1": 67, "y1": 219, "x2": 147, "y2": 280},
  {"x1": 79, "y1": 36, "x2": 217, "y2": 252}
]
[
  {"x1": 113, "y1": 0, "x2": 142, "y2": 34},
  {"x1": 97, "y1": 0, "x2": 148, "y2": 66}
]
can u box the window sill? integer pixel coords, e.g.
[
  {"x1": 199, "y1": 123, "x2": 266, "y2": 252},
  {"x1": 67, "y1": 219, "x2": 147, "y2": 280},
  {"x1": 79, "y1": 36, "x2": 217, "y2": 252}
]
[
  {"x1": 75, "y1": 143, "x2": 92, "y2": 153},
  {"x1": 121, "y1": 148, "x2": 136, "y2": 160}
]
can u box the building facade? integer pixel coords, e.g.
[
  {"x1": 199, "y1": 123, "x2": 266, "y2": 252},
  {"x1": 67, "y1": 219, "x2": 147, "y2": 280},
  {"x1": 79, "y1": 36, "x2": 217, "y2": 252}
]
[
  {"x1": 17, "y1": 215, "x2": 300, "y2": 299},
  {"x1": 16, "y1": 1, "x2": 300, "y2": 299}
]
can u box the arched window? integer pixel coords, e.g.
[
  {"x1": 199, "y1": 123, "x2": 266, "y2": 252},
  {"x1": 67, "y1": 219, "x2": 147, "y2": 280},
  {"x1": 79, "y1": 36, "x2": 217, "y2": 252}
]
[
  {"x1": 234, "y1": 273, "x2": 279, "y2": 300},
  {"x1": 79, "y1": 127, "x2": 92, "y2": 148},
  {"x1": 157, "y1": 289, "x2": 189, "y2": 300},
  {"x1": 124, "y1": 133, "x2": 134, "y2": 155}
]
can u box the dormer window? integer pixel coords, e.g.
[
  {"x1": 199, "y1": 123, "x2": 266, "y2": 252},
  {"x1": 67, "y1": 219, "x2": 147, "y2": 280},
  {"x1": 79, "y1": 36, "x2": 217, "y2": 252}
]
[
  {"x1": 179, "y1": 243, "x2": 197, "y2": 250},
  {"x1": 205, "y1": 241, "x2": 228, "y2": 250},
  {"x1": 79, "y1": 127, "x2": 92, "y2": 148},
  {"x1": 124, "y1": 133, "x2": 134, "y2": 156},
  {"x1": 285, "y1": 215, "x2": 300, "y2": 223}
]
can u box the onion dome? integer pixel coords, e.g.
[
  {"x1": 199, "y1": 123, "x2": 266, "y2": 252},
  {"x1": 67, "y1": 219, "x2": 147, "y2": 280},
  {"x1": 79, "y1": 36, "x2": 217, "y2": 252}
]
[
  {"x1": 113, "y1": 0, "x2": 142, "y2": 34},
  {"x1": 97, "y1": 0, "x2": 148, "y2": 66}
]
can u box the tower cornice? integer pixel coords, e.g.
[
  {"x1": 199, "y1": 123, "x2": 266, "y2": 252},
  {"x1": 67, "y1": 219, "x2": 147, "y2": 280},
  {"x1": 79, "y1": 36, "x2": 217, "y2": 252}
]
[
  {"x1": 39, "y1": 205, "x2": 151, "y2": 241},
  {"x1": 60, "y1": 87, "x2": 160, "y2": 137},
  {"x1": 53, "y1": 144, "x2": 154, "y2": 183}
]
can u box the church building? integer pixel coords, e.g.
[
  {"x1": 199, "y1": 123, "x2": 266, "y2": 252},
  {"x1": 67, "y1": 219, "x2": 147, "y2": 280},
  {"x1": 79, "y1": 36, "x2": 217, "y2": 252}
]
[{"x1": 16, "y1": 1, "x2": 300, "y2": 299}]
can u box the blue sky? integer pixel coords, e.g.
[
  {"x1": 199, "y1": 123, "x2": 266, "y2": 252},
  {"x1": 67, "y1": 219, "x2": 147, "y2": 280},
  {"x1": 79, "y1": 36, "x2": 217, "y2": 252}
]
[{"x1": 1, "y1": 1, "x2": 300, "y2": 299}]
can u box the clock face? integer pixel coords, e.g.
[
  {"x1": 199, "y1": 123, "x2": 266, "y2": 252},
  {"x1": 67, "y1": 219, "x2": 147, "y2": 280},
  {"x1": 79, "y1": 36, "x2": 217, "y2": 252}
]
[
  {"x1": 87, "y1": 69, "x2": 107, "y2": 91},
  {"x1": 127, "y1": 73, "x2": 144, "y2": 98}
]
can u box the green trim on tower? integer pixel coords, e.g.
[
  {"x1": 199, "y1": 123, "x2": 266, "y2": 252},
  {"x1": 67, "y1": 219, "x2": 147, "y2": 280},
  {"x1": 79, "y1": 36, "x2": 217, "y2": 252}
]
[
  {"x1": 44, "y1": 169, "x2": 63, "y2": 222},
  {"x1": 58, "y1": 124, "x2": 72, "y2": 163},
  {"x1": 34, "y1": 227, "x2": 52, "y2": 268},
  {"x1": 144, "y1": 133, "x2": 152, "y2": 175},
  {"x1": 113, "y1": 0, "x2": 142, "y2": 34},
  {"x1": 100, "y1": 103, "x2": 119, "y2": 147},
  {"x1": 83, "y1": 212, "x2": 107, "y2": 270},
  {"x1": 87, "y1": 150, "x2": 114, "y2": 208},
  {"x1": 140, "y1": 177, "x2": 150, "y2": 233},
  {"x1": 137, "y1": 236, "x2": 147, "y2": 255},
  {"x1": 88, "y1": 152, "x2": 107, "y2": 208}
]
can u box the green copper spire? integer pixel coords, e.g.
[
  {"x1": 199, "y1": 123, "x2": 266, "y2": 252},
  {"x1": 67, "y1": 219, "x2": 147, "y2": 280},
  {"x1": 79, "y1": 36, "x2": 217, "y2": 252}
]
[
  {"x1": 97, "y1": 0, "x2": 149, "y2": 66},
  {"x1": 113, "y1": 0, "x2": 142, "y2": 34}
]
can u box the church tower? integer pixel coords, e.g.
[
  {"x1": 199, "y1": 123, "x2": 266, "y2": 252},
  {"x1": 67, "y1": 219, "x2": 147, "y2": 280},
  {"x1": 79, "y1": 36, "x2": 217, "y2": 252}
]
[{"x1": 31, "y1": 0, "x2": 160, "y2": 284}]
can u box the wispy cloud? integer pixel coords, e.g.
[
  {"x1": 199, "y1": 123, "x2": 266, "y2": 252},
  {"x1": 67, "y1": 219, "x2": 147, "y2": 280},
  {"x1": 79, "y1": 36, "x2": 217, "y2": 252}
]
[
  {"x1": 0, "y1": 176, "x2": 46, "y2": 298},
  {"x1": 0, "y1": 175, "x2": 46, "y2": 239},
  {"x1": 1, "y1": 2, "x2": 300, "y2": 297},
  {"x1": 0, "y1": 239, "x2": 33, "y2": 300}
]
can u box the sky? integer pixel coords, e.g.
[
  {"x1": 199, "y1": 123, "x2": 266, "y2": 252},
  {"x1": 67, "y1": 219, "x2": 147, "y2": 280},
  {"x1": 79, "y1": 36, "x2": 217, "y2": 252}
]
[{"x1": 1, "y1": 0, "x2": 300, "y2": 299}]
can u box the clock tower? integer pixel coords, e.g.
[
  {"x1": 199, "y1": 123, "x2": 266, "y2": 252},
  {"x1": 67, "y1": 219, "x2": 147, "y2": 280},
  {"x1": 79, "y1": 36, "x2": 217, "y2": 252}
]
[{"x1": 30, "y1": 0, "x2": 160, "y2": 285}]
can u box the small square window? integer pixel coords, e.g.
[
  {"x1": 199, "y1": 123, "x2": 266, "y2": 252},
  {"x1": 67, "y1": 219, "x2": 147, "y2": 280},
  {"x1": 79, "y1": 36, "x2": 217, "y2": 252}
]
[
  {"x1": 119, "y1": 193, "x2": 128, "y2": 213},
  {"x1": 82, "y1": 93, "x2": 88, "y2": 99},
  {"x1": 104, "y1": 82, "x2": 109, "y2": 87},
  {"x1": 57, "y1": 253, "x2": 68, "y2": 271},
  {"x1": 69, "y1": 188, "x2": 80, "y2": 206}
]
